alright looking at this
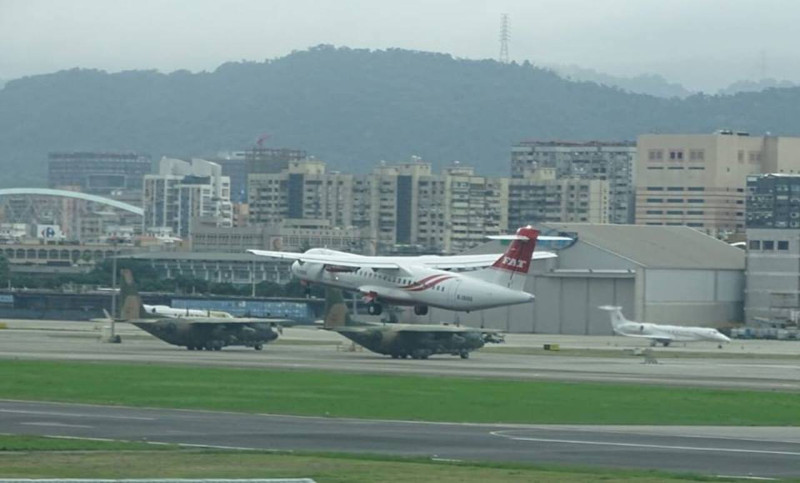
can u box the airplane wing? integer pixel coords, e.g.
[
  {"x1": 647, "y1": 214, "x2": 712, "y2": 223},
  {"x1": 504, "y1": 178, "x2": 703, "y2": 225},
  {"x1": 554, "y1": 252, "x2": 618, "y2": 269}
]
[
  {"x1": 356, "y1": 285, "x2": 416, "y2": 303},
  {"x1": 130, "y1": 317, "x2": 296, "y2": 326},
  {"x1": 418, "y1": 251, "x2": 557, "y2": 270},
  {"x1": 247, "y1": 249, "x2": 400, "y2": 269}
]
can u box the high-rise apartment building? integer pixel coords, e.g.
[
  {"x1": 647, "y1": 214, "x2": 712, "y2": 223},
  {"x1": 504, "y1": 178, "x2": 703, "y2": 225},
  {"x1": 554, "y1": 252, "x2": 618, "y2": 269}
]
[
  {"x1": 508, "y1": 169, "x2": 610, "y2": 227},
  {"x1": 143, "y1": 158, "x2": 232, "y2": 238},
  {"x1": 511, "y1": 141, "x2": 635, "y2": 224},
  {"x1": 248, "y1": 159, "x2": 354, "y2": 226},
  {"x1": 635, "y1": 132, "x2": 800, "y2": 236}
]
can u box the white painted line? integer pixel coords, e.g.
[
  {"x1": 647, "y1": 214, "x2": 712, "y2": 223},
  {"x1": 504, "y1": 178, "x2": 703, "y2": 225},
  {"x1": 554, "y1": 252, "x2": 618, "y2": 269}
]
[
  {"x1": 44, "y1": 435, "x2": 117, "y2": 442},
  {"x1": 716, "y1": 476, "x2": 778, "y2": 481},
  {"x1": 491, "y1": 432, "x2": 800, "y2": 457},
  {"x1": 21, "y1": 422, "x2": 93, "y2": 429},
  {"x1": 0, "y1": 409, "x2": 154, "y2": 421}
]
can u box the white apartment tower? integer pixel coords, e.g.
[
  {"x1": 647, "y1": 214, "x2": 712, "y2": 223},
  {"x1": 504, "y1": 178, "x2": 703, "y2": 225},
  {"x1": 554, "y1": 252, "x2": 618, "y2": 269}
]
[{"x1": 143, "y1": 157, "x2": 232, "y2": 238}]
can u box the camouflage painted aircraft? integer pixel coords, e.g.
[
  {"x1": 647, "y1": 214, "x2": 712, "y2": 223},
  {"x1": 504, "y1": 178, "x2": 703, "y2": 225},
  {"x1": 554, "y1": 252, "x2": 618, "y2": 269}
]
[
  {"x1": 323, "y1": 287, "x2": 504, "y2": 359},
  {"x1": 114, "y1": 269, "x2": 288, "y2": 351}
]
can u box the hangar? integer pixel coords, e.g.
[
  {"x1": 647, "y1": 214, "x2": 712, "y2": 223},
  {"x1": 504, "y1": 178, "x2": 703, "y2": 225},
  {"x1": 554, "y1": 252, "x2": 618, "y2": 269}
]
[{"x1": 428, "y1": 224, "x2": 745, "y2": 334}]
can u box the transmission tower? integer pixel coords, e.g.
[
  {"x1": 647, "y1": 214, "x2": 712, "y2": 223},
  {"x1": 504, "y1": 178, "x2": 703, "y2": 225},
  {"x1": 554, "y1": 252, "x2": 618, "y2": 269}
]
[{"x1": 499, "y1": 13, "x2": 510, "y2": 64}]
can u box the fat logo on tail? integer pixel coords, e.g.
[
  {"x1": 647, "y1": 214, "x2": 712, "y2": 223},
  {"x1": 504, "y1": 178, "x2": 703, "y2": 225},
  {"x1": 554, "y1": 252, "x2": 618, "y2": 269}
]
[{"x1": 466, "y1": 226, "x2": 539, "y2": 290}]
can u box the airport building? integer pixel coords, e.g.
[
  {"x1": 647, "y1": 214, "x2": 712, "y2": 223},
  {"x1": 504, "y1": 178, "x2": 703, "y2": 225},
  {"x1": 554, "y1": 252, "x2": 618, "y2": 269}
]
[
  {"x1": 428, "y1": 224, "x2": 745, "y2": 334},
  {"x1": 744, "y1": 173, "x2": 800, "y2": 326},
  {"x1": 635, "y1": 131, "x2": 800, "y2": 237},
  {"x1": 511, "y1": 141, "x2": 635, "y2": 224}
]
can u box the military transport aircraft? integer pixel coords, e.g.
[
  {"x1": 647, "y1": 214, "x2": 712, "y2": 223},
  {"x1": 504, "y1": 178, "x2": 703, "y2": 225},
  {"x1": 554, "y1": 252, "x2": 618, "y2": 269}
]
[
  {"x1": 322, "y1": 287, "x2": 503, "y2": 359},
  {"x1": 599, "y1": 305, "x2": 731, "y2": 347},
  {"x1": 249, "y1": 226, "x2": 564, "y2": 316},
  {"x1": 111, "y1": 269, "x2": 290, "y2": 351}
]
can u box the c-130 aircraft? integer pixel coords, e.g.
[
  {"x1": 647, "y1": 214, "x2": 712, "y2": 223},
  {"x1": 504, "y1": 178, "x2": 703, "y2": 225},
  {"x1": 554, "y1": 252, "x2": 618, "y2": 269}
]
[
  {"x1": 113, "y1": 269, "x2": 291, "y2": 351},
  {"x1": 322, "y1": 286, "x2": 504, "y2": 359}
]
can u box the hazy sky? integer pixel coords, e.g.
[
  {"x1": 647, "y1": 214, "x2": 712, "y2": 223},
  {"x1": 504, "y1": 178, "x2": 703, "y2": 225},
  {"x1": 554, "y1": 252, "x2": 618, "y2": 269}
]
[{"x1": 2, "y1": 0, "x2": 799, "y2": 92}]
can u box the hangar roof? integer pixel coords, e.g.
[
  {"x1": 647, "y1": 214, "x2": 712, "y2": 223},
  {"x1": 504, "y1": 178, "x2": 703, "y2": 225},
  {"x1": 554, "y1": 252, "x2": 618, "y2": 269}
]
[{"x1": 539, "y1": 224, "x2": 744, "y2": 270}]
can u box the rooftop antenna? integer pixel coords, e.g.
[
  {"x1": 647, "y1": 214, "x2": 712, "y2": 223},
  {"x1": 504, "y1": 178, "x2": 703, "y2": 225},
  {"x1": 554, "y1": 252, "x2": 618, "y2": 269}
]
[{"x1": 499, "y1": 13, "x2": 510, "y2": 64}]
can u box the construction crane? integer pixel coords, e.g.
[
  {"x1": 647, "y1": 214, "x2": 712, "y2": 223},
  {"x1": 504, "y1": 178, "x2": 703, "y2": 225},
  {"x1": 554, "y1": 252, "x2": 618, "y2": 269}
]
[{"x1": 256, "y1": 133, "x2": 271, "y2": 147}]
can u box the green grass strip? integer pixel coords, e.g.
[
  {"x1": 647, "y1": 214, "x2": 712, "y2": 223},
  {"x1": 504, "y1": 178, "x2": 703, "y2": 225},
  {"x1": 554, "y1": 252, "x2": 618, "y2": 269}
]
[
  {"x1": 0, "y1": 360, "x2": 798, "y2": 425},
  {"x1": 0, "y1": 436, "x2": 739, "y2": 482}
]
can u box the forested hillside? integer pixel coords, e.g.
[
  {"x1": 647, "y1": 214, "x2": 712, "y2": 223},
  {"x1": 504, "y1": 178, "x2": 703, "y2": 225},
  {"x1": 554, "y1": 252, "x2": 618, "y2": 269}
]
[{"x1": 2, "y1": 45, "x2": 800, "y2": 187}]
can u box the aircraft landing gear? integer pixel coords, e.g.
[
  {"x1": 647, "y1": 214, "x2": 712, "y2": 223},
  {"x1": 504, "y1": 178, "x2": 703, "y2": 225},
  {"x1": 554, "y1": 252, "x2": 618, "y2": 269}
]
[
  {"x1": 367, "y1": 302, "x2": 383, "y2": 316},
  {"x1": 411, "y1": 349, "x2": 430, "y2": 360},
  {"x1": 413, "y1": 305, "x2": 428, "y2": 316},
  {"x1": 459, "y1": 350, "x2": 470, "y2": 359},
  {"x1": 254, "y1": 343, "x2": 263, "y2": 351}
]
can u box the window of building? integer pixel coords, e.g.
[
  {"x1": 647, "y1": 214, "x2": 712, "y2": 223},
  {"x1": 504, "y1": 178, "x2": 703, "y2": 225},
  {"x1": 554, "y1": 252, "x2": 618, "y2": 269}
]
[
  {"x1": 688, "y1": 199, "x2": 705, "y2": 203},
  {"x1": 647, "y1": 186, "x2": 664, "y2": 191},
  {"x1": 667, "y1": 187, "x2": 683, "y2": 191},
  {"x1": 763, "y1": 240, "x2": 775, "y2": 250},
  {"x1": 689, "y1": 150, "x2": 705, "y2": 161},
  {"x1": 669, "y1": 150, "x2": 684, "y2": 161},
  {"x1": 778, "y1": 241, "x2": 789, "y2": 250},
  {"x1": 749, "y1": 240, "x2": 761, "y2": 250},
  {"x1": 648, "y1": 149, "x2": 663, "y2": 161},
  {"x1": 667, "y1": 199, "x2": 683, "y2": 203},
  {"x1": 687, "y1": 187, "x2": 705, "y2": 191},
  {"x1": 646, "y1": 198, "x2": 663, "y2": 203},
  {"x1": 687, "y1": 222, "x2": 704, "y2": 227},
  {"x1": 646, "y1": 210, "x2": 663, "y2": 215},
  {"x1": 667, "y1": 210, "x2": 683, "y2": 215},
  {"x1": 687, "y1": 210, "x2": 704, "y2": 215}
]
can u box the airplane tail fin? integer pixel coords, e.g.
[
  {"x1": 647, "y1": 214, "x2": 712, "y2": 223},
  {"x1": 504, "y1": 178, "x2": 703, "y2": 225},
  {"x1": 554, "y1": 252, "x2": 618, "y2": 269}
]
[
  {"x1": 465, "y1": 226, "x2": 539, "y2": 290},
  {"x1": 598, "y1": 305, "x2": 627, "y2": 331},
  {"x1": 119, "y1": 269, "x2": 155, "y2": 321},
  {"x1": 323, "y1": 287, "x2": 354, "y2": 329}
]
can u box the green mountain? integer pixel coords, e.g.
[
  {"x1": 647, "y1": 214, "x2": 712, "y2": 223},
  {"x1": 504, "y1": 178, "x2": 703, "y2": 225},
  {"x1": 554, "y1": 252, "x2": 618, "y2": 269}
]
[{"x1": 2, "y1": 45, "x2": 800, "y2": 188}]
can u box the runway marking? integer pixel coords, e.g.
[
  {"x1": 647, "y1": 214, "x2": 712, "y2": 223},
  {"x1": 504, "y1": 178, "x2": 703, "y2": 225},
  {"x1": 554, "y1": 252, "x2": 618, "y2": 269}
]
[
  {"x1": 0, "y1": 409, "x2": 155, "y2": 421},
  {"x1": 22, "y1": 422, "x2": 93, "y2": 429},
  {"x1": 491, "y1": 431, "x2": 800, "y2": 457},
  {"x1": 716, "y1": 476, "x2": 777, "y2": 481}
]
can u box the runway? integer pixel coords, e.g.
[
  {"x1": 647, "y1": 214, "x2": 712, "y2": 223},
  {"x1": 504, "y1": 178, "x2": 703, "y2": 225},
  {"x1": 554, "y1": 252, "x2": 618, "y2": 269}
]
[
  {"x1": 0, "y1": 319, "x2": 798, "y2": 478},
  {"x1": 0, "y1": 320, "x2": 798, "y2": 391},
  {"x1": 0, "y1": 399, "x2": 798, "y2": 479}
]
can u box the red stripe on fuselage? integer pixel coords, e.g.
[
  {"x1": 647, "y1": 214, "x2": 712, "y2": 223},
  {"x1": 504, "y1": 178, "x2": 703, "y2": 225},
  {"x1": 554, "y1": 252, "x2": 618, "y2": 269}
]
[{"x1": 404, "y1": 274, "x2": 453, "y2": 292}]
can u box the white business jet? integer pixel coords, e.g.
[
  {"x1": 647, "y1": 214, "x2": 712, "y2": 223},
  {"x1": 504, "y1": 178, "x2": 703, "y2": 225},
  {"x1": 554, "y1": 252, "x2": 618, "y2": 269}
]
[
  {"x1": 598, "y1": 306, "x2": 731, "y2": 347},
  {"x1": 143, "y1": 304, "x2": 235, "y2": 319},
  {"x1": 249, "y1": 226, "x2": 563, "y2": 316}
]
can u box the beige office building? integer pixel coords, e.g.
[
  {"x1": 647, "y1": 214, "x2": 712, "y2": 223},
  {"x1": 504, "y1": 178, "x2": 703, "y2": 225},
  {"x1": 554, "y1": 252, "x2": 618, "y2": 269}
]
[{"x1": 635, "y1": 131, "x2": 800, "y2": 236}]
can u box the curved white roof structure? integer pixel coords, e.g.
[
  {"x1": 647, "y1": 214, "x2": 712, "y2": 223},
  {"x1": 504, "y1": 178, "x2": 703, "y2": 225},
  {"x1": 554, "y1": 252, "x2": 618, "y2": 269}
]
[{"x1": 0, "y1": 188, "x2": 143, "y2": 216}]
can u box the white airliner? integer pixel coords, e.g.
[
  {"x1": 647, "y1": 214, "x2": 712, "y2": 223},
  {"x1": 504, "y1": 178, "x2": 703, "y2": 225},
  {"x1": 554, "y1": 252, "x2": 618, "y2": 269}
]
[
  {"x1": 143, "y1": 304, "x2": 235, "y2": 319},
  {"x1": 249, "y1": 226, "x2": 562, "y2": 315},
  {"x1": 598, "y1": 306, "x2": 731, "y2": 347}
]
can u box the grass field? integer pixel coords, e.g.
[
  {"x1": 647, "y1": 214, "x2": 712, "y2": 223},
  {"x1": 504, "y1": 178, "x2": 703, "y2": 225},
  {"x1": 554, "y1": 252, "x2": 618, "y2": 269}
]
[
  {"x1": 0, "y1": 360, "x2": 798, "y2": 425},
  {"x1": 0, "y1": 435, "x2": 741, "y2": 482}
]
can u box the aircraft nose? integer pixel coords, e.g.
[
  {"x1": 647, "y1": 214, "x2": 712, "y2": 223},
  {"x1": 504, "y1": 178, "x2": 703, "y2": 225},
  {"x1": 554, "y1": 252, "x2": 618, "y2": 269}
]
[{"x1": 718, "y1": 332, "x2": 731, "y2": 343}]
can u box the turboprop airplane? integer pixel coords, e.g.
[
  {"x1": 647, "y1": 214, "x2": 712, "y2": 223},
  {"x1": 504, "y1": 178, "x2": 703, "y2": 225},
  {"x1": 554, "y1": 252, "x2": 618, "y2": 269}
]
[
  {"x1": 108, "y1": 269, "x2": 291, "y2": 351},
  {"x1": 598, "y1": 305, "x2": 731, "y2": 347},
  {"x1": 323, "y1": 287, "x2": 504, "y2": 359},
  {"x1": 249, "y1": 226, "x2": 562, "y2": 316}
]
